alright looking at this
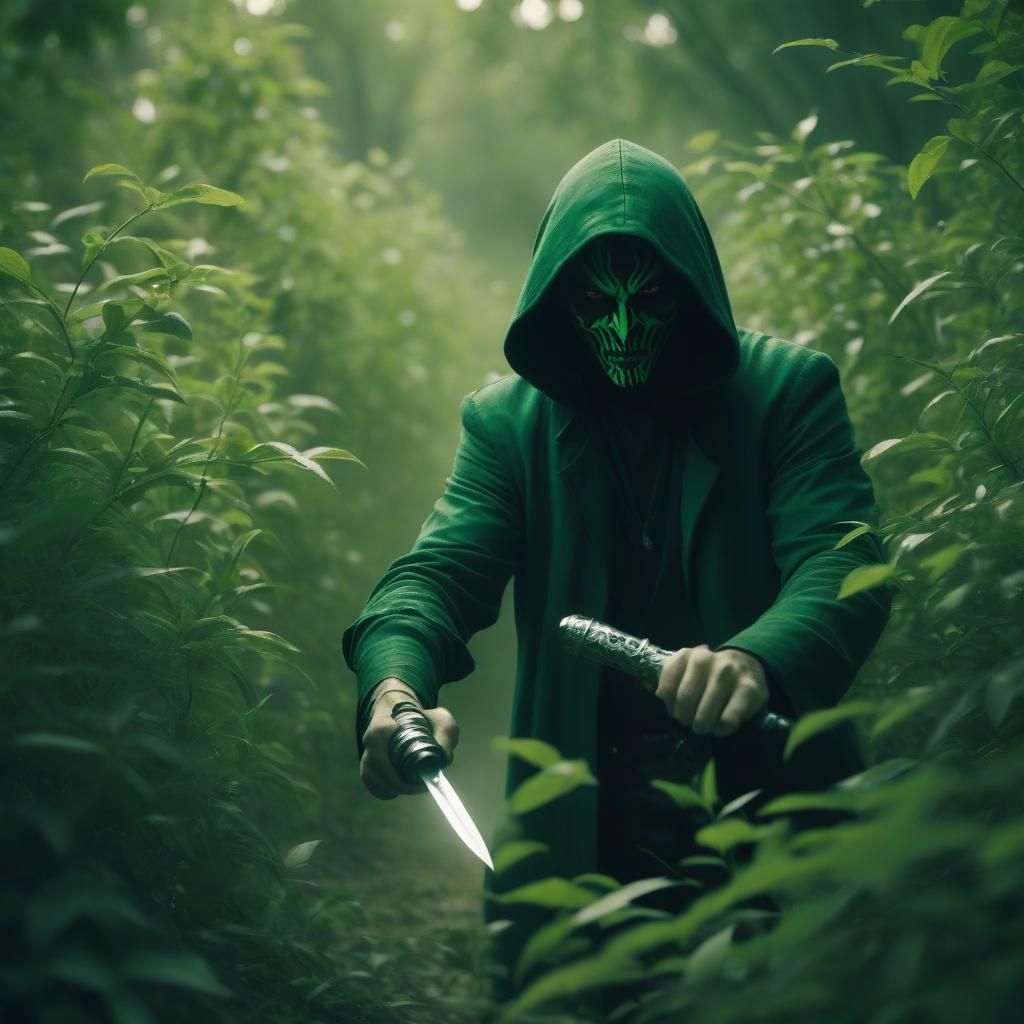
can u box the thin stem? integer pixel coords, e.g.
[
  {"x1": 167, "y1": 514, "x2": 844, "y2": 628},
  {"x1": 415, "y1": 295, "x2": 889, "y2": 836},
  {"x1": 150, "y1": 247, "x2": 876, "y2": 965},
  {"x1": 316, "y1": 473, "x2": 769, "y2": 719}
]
[
  {"x1": 940, "y1": 368, "x2": 1024, "y2": 481},
  {"x1": 62, "y1": 206, "x2": 151, "y2": 321},
  {"x1": 800, "y1": 153, "x2": 914, "y2": 299},
  {"x1": 23, "y1": 280, "x2": 76, "y2": 359},
  {"x1": 973, "y1": 141, "x2": 1024, "y2": 198},
  {"x1": 0, "y1": 368, "x2": 78, "y2": 491},
  {"x1": 164, "y1": 334, "x2": 247, "y2": 567},
  {"x1": 43, "y1": 400, "x2": 156, "y2": 575}
]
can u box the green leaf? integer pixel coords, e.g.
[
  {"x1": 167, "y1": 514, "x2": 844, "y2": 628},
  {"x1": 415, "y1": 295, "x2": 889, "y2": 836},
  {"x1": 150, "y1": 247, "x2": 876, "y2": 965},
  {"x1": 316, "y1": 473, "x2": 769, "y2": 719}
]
[
  {"x1": 919, "y1": 543, "x2": 964, "y2": 581},
  {"x1": 759, "y1": 791, "x2": 857, "y2": 817},
  {"x1": 151, "y1": 183, "x2": 245, "y2": 210},
  {"x1": 135, "y1": 308, "x2": 192, "y2": 340},
  {"x1": 864, "y1": 431, "x2": 951, "y2": 463},
  {"x1": 83, "y1": 163, "x2": 143, "y2": 186},
  {"x1": 695, "y1": 818, "x2": 772, "y2": 853},
  {"x1": 514, "y1": 917, "x2": 579, "y2": 984},
  {"x1": 994, "y1": 391, "x2": 1024, "y2": 435},
  {"x1": 783, "y1": 701, "x2": 876, "y2": 760},
  {"x1": 15, "y1": 732, "x2": 103, "y2": 756},
  {"x1": 491, "y1": 878, "x2": 595, "y2": 910},
  {"x1": 81, "y1": 268, "x2": 171, "y2": 301},
  {"x1": 834, "y1": 523, "x2": 873, "y2": 549},
  {"x1": 572, "y1": 878, "x2": 681, "y2": 927},
  {"x1": 101, "y1": 302, "x2": 129, "y2": 337},
  {"x1": 302, "y1": 445, "x2": 366, "y2": 468},
  {"x1": 109, "y1": 375, "x2": 187, "y2": 404},
  {"x1": 701, "y1": 757, "x2": 718, "y2": 810},
  {"x1": 227, "y1": 528, "x2": 263, "y2": 567},
  {"x1": 0, "y1": 247, "x2": 32, "y2": 285},
  {"x1": 504, "y1": 949, "x2": 641, "y2": 1019},
  {"x1": 826, "y1": 53, "x2": 907, "y2": 74},
  {"x1": 686, "y1": 129, "x2": 720, "y2": 152},
  {"x1": 508, "y1": 760, "x2": 596, "y2": 815},
  {"x1": 871, "y1": 692, "x2": 935, "y2": 739},
  {"x1": 50, "y1": 201, "x2": 105, "y2": 229},
  {"x1": 81, "y1": 230, "x2": 106, "y2": 266},
  {"x1": 246, "y1": 441, "x2": 334, "y2": 487},
  {"x1": 836, "y1": 757, "x2": 917, "y2": 792},
  {"x1": 77, "y1": 565, "x2": 198, "y2": 594},
  {"x1": 104, "y1": 346, "x2": 180, "y2": 387},
  {"x1": 908, "y1": 135, "x2": 950, "y2": 199},
  {"x1": 793, "y1": 114, "x2": 818, "y2": 141},
  {"x1": 493, "y1": 840, "x2": 549, "y2": 874},
  {"x1": 284, "y1": 839, "x2": 321, "y2": 869},
  {"x1": 121, "y1": 953, "x2": 232, "y2": 998},
  {"x1": 650, "y1": 779, "x2": 708, "y2": 812},
  {"x1": 838, "y1": 562, "x2": 896, "y2": 599},
  {"x1": 109, "y1": 236, "x2": 190, "y2": 280},
  {"x1": 919, "y1": 16, "x2": 983, "y2": 76},
  {"x1": 889, "y1": 271, "x2": 952, "y2": 324},
  {"x1": 572, "y1": 873, "x2": 620, "y2": 891},
  {"x1": 492, "y1": 736, "x2": 564, "y2": 769},
  {"x1": 718, "y1": 788, "x2": 764, "y2": 819},
  {"x1": 687, "y1": 925, "x2": 737, "y2": 982},
  {"x1": 772, "y1": 38, "x2": 840, "y2": 55}
]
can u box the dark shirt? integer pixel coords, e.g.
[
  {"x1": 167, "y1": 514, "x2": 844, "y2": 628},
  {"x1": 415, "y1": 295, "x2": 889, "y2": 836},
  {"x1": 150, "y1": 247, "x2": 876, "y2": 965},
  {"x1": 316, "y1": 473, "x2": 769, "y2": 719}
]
[
  {"x1": 590, "y1": 402, "x2": 714, "y2": 890},
  {"x1": 591, "y1": 404, "x2": 713, "y2": 775}
]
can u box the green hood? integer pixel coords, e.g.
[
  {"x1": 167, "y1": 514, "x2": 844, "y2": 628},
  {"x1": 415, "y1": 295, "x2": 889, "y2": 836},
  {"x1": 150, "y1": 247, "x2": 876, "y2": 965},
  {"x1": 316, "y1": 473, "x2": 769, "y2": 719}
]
[{"x1": 503, "y1": 138, "x2": 741, "y2": 406}]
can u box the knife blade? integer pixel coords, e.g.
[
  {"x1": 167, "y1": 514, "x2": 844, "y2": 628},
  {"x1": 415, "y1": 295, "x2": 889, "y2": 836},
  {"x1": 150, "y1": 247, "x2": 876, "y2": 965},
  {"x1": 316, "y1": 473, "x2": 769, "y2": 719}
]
[{"x1": 388, "y1": 700, "x2": 494, "y2": 870}]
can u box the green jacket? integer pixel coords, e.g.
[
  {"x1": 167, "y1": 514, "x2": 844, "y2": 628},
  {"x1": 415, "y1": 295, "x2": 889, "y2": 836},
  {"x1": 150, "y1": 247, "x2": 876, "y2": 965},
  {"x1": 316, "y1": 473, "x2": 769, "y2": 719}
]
[{"x1": 342, "y1": 137, "x2": 890, "y2": 905}]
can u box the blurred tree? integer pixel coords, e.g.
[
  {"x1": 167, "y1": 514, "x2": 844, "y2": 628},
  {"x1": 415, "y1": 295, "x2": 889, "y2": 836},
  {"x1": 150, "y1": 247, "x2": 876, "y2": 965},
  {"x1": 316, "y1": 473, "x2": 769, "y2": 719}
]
[{"x1": 294, "y1": 0, "x2": 959, "y2": 286}]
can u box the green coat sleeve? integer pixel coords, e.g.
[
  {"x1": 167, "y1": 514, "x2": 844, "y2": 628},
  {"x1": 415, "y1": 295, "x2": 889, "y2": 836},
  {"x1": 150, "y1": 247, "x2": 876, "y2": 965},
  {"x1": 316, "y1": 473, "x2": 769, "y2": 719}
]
[
  {"x1": 720, "y1": 351, "x2": 891, "y2": 714},
  {"x1": 341, "y1": 393, "x2": 523, "y2": 754}
]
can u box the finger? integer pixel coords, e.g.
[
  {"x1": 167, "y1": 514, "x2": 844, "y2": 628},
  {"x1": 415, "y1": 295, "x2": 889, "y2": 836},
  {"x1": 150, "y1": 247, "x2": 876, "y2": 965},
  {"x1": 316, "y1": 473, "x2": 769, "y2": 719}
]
[
  {"x1": 363, "y1": 756, "x2": 425, "y2": 798},
  {"x1": 714, "y1": 679, "x2": 769, "y2": 738},
  {"x1": 362, "y1": 733, "x2": 425, "y2": 794},
  {"x1": 655, "y1": 646, "x2": 691, "y2": 705},
  {"x1": 673, "y1": 645, "x2": 712, "y2": 728},
  {"x1": 360, "y1": 753, "x2": 400, "y2": 800},
  {"x1": 691, "y1": 660, "x2": 733, "y2": 735},
  {"x1": 424, "y1": 707, "x2": 459, "y2": 765}
]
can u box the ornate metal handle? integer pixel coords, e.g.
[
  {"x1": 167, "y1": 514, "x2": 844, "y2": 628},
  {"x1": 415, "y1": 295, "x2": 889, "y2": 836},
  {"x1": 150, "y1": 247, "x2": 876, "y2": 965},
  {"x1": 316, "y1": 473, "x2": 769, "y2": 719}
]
[
  {"x1": 387, "y1": 701, "x2": 447, "y2": 785},
  {"x1": 558, "y1": 614, "x2": 792, "y2": 740}
]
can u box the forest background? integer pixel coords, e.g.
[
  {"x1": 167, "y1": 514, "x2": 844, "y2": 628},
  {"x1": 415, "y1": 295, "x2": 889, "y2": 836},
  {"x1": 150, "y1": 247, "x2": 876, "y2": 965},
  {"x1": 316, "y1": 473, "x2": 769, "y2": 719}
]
[{"x1": 1, "y1": 0, "x2": 1022, "y2": 1021}]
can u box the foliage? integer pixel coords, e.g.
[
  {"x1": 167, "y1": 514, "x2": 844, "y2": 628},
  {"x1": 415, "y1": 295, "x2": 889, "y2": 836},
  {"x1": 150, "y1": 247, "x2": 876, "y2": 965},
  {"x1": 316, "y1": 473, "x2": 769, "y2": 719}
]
[
  {"x1": 0, "y1": 159, "x2": 366, "y2": 1021},
  {"x1": 1, "y1": 4, "x2": 499, "y2": 1021},
  {"x1": 491, "y1": 2, "x2": 1024, "y2": 1019},
  {"x1": 2, "y1": 0, "x2": 1022, "y2": 1022}
]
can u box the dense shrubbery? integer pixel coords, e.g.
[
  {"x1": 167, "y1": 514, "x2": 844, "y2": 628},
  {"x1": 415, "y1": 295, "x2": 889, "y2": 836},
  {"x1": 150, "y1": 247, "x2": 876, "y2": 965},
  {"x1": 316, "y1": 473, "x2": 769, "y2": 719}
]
[
  {"x1": 492, "y1": 3, "x2": 1024, "y2": 1020},
  {"x1": 1, "y1": 5, "x2": 497, "y2": 1023},
  {"x1": 1, "y1": 1, "x2": 1021, "y2": 1022}
]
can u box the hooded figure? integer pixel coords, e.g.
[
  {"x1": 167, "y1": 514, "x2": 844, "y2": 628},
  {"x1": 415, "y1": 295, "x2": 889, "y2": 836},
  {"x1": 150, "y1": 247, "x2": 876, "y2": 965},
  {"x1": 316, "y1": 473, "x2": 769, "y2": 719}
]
[{"x1": 342, "y1": 139, "x2": 890, "y2": 990}]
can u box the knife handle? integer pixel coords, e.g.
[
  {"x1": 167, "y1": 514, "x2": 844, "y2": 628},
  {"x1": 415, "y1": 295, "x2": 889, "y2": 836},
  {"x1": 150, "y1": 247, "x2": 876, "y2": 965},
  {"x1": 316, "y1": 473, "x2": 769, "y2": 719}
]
[
  {"x1": 387, "y1": 700, "x2": 448, "y2": 786},
  {"x1": 559, "y1": 614, "x2": 792, "y2": 738}
]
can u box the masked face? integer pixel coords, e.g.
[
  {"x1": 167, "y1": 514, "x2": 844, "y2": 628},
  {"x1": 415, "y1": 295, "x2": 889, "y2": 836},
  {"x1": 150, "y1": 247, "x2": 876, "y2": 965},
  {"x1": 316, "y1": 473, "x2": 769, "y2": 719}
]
[{"x1": 564, "y1": 235, "x2": 678, "y2": 389}]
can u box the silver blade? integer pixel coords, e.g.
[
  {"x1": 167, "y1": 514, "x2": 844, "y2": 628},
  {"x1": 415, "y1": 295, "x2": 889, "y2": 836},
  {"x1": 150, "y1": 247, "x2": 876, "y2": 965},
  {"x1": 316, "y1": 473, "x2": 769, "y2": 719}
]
[{"x1": 422, "y1": 768, "x2": 494, "y2": 870}]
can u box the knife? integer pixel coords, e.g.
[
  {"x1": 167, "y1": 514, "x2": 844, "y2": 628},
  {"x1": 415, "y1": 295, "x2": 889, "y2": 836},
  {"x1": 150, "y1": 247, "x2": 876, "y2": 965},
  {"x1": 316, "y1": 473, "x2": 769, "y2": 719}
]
[
  {"x1": 558, "y1": 614, "x2": 794, "y2": 797},
  {"x1": 559, "y1": 614, "x2": 792, "y2": 741},
  {"x1": 387, "y1": 700, "x2": 494, "y2": 870}
]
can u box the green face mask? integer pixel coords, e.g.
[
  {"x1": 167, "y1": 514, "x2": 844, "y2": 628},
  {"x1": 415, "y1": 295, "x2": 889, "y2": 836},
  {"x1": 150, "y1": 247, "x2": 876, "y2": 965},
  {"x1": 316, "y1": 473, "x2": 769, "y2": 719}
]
[{"x1": 565, "y1": 235, "x2": 678, "y2": 389}]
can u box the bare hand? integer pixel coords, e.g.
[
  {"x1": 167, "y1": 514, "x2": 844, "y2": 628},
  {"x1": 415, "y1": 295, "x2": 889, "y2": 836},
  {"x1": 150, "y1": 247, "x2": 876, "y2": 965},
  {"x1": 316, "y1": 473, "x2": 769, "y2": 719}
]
[
  {"x1": 655, "y1": 646, "x2": 769, "y2": 738},
  {"x1": 359, "y1": 678, "x2": 460, "y2": 800}
]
